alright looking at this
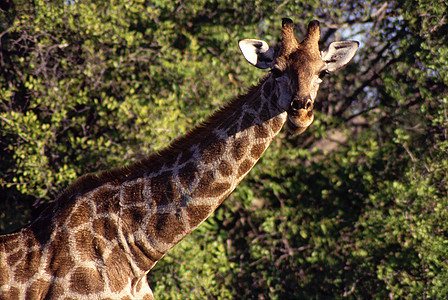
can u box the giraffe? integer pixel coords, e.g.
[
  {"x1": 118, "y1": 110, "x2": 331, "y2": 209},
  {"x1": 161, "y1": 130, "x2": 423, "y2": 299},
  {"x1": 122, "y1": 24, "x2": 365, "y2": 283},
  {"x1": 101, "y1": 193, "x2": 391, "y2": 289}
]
[{"x1": 0, "y1": 19, "x2": 358, "y2": 299}]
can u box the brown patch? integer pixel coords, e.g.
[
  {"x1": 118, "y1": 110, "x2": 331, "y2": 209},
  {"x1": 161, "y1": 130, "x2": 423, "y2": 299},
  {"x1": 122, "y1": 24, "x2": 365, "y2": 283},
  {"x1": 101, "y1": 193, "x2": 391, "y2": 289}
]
[
  {"x1": 70, "y1": 267, "x2": 105, "y2": 294},
  {"x1": 262, "y1": 79, "x2": 272, "y2": 98},
  {"x1": 95, "y1": 187, "x2": 120, "y2": 214},
  {"x1": 0, "y1": 263, "x2": 9, "y2": 286},
  {"x1": 135, "y1": 278, "x2": 142, "y2": 292},
  {"x1": 226, "y1": 123, "x2": 240, "y2": 137},
  {"x1": 201, "y1": 139, "x2": 226, "y2": 164},
  {"x1": 121, "y1": 296, "x2": 132, "y2": 300},
  {"x1": 47, "y1": 282, "x2": 65, "y2": 298},
  {"x1": 68, "y1": 201, "x2": 92, "y2": 228},
  {"x1": 270, "y1": 115, "x2": 285, "y2": 133},
  {"x1": 106, "y1": 246, "x2": 132, "y2": 293},
  {"x1": 250, "y1": 143, "x2": 266, "y2": 159},
  {"x1": 134, "y1": 239, "x2": 163, "y2": 265},
  {"x1": 121, "y1": 181, "x2": 144, "y2": 205},
  {"x1": 206, "y1": 182, "x2": 231, "y2": 198},
  {"x1": 7, "y1": 248, "x2": 24, "y2": 266},
  {"x1": 187, "y1": 205, "x2": 212, "y2": 228},
  {"x1": 26, "y1": 278, "x2": 51, "y2": 299},
  {"x1": 2, "y1": 287, "x2": 20, "y2": 299},
  {"x1": 14, "y1": 250, "x2": 41, "y2": 283},
  {"x1": 259, "y1": 102, "x2": 272, "y2": 121},
  {"x1": 193, "y1": 170, "x2": 213, "y2": 195},
  {"x1": 178, "y1": 147, "x2": 194, "y2": 165},
  {"x1": 46, "y1": 230, "x2": 75, "y2": 277},
  {"x1": 2, "y1": 233, "x2": 20, "y2": 252},
  {"x1": 121, "y1": 207, "x2": 146, "y2": 232},
  {"x1": 75, "y1": 229, "x2": 105, "y2": 260},
  {"x1": 231, "y1": 137, "x2": 249, "y2": 161},
  {"x1": 150, "y1": 173, "x2": 177, "y2": 207},
  {"x1": 146, "y1": 213, "x2": 185, "y2": 245},
  {"x1": 253, "y1": 124, "x2": 269, "y2": 139},
  {"x1": 241, "y1": 112, "x2": 256, "y2": 129},
  {"x1": 218, "y1": 160, "x2": 233, "y2": 177},
  {"x1": 193, "y1": 171, "x2": 231, "y2": 198},
  {"x1": 178, "y1": 162, "x2": 199, "y2": 190},
  {"x1": 128, "y1": 242, "x2": 156, "y2": 271},
  {"x1": 92, "y1": 217, "x2": 118, "y2": 241},
  {"x1": 238, "y1": 159, "x2": 253, "y2": 178},
  {"x1": 143, "y1": 294, "x2": 154, "y2": 300}
]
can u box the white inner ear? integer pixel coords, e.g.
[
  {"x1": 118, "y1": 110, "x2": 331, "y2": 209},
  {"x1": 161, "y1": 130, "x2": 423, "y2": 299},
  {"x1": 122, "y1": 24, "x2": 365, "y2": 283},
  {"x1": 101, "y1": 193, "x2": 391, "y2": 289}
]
[
  {"x1": 321, "y1": 41, "x2": 359, "y2": 72},
  {"x1": 239, "y1": 39, "x2": 274, "y2": 69}
]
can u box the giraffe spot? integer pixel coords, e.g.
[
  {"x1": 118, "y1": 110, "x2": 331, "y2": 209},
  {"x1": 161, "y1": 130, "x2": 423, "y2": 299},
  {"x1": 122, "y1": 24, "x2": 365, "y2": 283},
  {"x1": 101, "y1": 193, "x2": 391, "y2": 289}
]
[
  {"x1": 134, "y1": 239, "x2": 163, "y2": 266},
  {"x1": 187, "y1": 205, "x2": 212, "y2": 228},
  {"x1": 7, "y1": 248, "x2": 24, "y2": 266},
  {"x1": 270, "y1": 115, "x2": 285, "y2": 133},
  {"x1": 26, "y1": 278, "x2": 51, "y2": 299},
  {"x1": 263, "y1": 79, "x2": 272, "y2": 98},
  {"x1": 106, "y1": 246, "x2": 132, "y2": 293},
  {"x1": 121, "y1": 296, "x2": 132, "y2": 300},
  {"x1": 199, "y1": 133, "x2": 219, "y2": 150},
  {"x1": 143, "y1": 294, "x2": 155, "y2": 300},
  {"x1": 95, "y1": 187, "x2": 120, "y2": 214},
  {"x1": 93, "y1": 217, "x2": 118, "y2": 241},
  {"x1": 70, "y1": 267, "x2": 105, "y2": 294},
  {"x1": 122, "y1": 207, "x2": 146, "y2": 232},
  {"x1": 201, "y1": 139, "x2": 226, "y2": 164},
  {"x1": 241, "y1": 112, "x2": 256, "y2": 129},
  {"x1": 260, "y1": 102, "x2": 272, "y2": 121},
  {"x1": 226, "y1": 123, "x2": 240, "y2": 137},
  {"x1": 250, "y1": 143, "x2": 266, "y2": 159},
  {"x1": 128, "y1": 242, "x2": 156, "y2": 271},
  {"x1": 178, "y1": 162, "x2": 199, "y2": 190},
  {"x1": 46, "y1": 230, "x2": 75, "y2": 278},
  {"x1": 231, "y1": 137, "x2": 249, "y2": 161},
  {"x1": 1, "y1": 233, "x2": 20, "y2": 252},
  {"x1": 121, "y1": 181, "x2": 145, "y2": 205},
  {"x1": 68, "y1": 201, "x2": 92, "y2": 228},
  {"x1": 253, "y1": 124, "x2": 269, "y2": 139},
  {"x1": 15, "y1": 250, "x2": 41, "y2": 283},
  {"x1": 75, "y1": 229, "x2": 105, "y2": 261},
  {"x1": 0, "y1": 263, "x2": 9, "y2": 286},
  {"x1": 134, "y1": 277, "x2": 143, "y2": 293},
  {"x1": 147, "y1": 213, "x2": 185, "y2": 245},
  {"x1": 46, "y1": 282, "x2": 64, "y2": 298},
  {"x1": 238, "y1": 159, "x2": 253, "y2": 178},
  {"x1": 150, "y1": 173, "x2": 178, "y2": 207},
  {"x1": 218, "y1": 159, "x2": 233, "y2": 177},
  {"x1": 193, "y1": 171, "x2": 231, "y2": 198},
  {"x1": 178, "y1": 147, "x2": 195, "y2": 165},
  {"x1": 1, "y1": 287, "x2": 20, "y2": 299}
]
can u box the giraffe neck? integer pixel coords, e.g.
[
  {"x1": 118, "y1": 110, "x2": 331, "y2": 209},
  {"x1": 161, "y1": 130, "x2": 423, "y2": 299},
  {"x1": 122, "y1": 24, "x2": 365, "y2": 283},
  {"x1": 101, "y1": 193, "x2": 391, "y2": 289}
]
[
  {"x1": 139, "y1": 75, "x2": 286, "y2": 253},
  {"x1": 0, "y1": 75, "x2": 287, "y2": 299}
]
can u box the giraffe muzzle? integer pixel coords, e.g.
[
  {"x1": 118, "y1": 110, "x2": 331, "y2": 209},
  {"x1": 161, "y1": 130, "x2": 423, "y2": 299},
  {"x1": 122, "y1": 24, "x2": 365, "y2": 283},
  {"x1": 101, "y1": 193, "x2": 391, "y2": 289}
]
[{"x1": 286, "y1": 97, "x2": 314, "y2": 135}]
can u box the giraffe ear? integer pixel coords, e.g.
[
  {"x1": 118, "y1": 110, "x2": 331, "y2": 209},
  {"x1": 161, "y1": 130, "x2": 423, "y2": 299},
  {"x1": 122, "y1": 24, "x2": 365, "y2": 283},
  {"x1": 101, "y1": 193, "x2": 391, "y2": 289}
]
[
  {"x1": 239, "y1": 39, "x2": 274, "y2": 69},
  {"x1": 321, "y1": 41, "x2": 359, "y2": 73}
]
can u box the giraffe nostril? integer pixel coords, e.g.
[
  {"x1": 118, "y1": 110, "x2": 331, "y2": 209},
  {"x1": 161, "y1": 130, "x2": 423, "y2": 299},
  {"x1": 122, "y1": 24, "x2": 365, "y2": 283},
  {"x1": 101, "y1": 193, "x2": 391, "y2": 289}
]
[
  {"x1": 305, "y1": 99, "x2": 312, "y2": 110},
  {"x1": 290, "y1": 100, "x2": 300, "y2": 111}
]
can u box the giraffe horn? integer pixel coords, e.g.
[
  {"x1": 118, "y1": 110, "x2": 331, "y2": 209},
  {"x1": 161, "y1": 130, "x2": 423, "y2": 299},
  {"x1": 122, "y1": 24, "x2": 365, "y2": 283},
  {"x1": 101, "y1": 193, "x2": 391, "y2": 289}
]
[
  {"x1": 280, "y1": 18, "x2": 299, "y2": 56},
  {"x1": 300, "y1": 20, "x2": 320, "y2": 54}
]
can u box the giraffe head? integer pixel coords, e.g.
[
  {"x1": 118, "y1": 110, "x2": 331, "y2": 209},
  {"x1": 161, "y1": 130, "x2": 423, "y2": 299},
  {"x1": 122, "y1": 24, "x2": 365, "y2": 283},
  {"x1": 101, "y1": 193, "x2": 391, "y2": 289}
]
[{"x1": 239, "y1": 18, "x2": 358, "y2": 134}]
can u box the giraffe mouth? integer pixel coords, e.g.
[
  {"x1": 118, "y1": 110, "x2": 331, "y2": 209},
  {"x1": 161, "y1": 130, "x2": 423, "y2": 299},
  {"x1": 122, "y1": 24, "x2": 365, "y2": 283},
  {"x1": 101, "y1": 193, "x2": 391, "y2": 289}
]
[{"x1": 286, "y1": 110, "x2": 314, "y2": 135}]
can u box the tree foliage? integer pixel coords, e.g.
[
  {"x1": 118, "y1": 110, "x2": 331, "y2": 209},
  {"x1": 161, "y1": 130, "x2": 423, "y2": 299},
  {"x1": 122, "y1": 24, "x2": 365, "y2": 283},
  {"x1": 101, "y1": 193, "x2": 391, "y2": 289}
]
[{"x1": 1, "y1": 0, "x2": 447, "y2": 298}]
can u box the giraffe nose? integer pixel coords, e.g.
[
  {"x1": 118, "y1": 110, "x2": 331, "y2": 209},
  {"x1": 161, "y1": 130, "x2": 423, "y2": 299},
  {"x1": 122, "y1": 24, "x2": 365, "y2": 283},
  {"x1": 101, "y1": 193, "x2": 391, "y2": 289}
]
[{"x1": 289, "y1": 97, "x2": 313, "y2": 115}]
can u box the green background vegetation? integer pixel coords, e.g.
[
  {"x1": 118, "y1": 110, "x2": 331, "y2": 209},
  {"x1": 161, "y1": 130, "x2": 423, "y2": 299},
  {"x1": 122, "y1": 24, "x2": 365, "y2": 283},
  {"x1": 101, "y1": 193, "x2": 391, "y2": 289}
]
[{"x1": 1, "y1": 0, "x2": 447, "y2": 298}]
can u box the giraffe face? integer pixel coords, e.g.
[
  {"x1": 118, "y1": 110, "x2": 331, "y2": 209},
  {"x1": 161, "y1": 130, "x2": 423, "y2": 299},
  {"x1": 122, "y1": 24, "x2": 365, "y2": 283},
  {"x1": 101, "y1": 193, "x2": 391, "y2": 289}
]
[{"x1": 239, "y1": 19, "x2": 359, "y2": 135}]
